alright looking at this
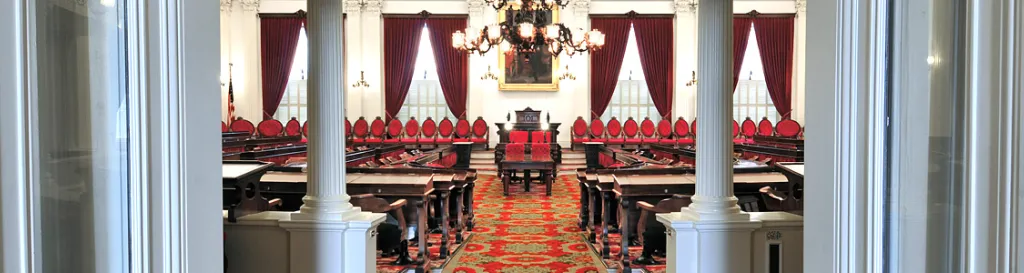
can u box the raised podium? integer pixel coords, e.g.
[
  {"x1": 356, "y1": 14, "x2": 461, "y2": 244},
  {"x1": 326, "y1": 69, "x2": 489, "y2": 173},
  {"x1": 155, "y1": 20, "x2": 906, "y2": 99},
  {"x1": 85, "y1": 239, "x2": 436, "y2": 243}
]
[{"x1": 494, "y1": 107, "x2": 562, "y2": 163}]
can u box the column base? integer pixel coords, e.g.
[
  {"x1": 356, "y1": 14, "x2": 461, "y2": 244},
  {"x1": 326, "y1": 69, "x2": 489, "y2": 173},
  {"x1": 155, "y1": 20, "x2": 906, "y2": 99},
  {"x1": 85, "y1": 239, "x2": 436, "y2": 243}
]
[
  {"x1": 223, "y1": 211, "x2": 386, "y2": 273},
  {"x1": 656, "y1": 211, "x2": 804, "y2": 273},
  {"x1": 682, "y1": 195, "x2": 749, "y2": 221},
  {"x1": 293, "y1": 194, "x2": 360, "y2": 221}
]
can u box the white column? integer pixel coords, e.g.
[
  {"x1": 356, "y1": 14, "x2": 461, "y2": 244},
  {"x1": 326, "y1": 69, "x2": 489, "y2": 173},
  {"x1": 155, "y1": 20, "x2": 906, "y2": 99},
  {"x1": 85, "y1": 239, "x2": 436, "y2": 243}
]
[
  {"x1": 345, "y1": 0, "x2": 363, "y2": 117},
  {"x1": 466, "y1": 0, "x2": 485, "y2": 119},
  {"x1": 295, "y1": 0, "x2": 358, "y2": 220},
  {"x1": 573, "y1": 0, "x2": 590, "y2": 119},
  {"x1": 792, "y1": 0, "x2": 807, "y2": 124},
  {"x1": 685, "y1": 0, "x2": 746, "y2": 220},
  {"x1": 674, "y1": 0, "x2": 697, "y2": 120}
]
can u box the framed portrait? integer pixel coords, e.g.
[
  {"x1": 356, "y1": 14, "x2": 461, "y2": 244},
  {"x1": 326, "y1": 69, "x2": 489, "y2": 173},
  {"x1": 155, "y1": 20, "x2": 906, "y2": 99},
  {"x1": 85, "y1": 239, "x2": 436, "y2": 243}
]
[{"x1": 497, "y1": 8, "x2": 560, "y2": 91}]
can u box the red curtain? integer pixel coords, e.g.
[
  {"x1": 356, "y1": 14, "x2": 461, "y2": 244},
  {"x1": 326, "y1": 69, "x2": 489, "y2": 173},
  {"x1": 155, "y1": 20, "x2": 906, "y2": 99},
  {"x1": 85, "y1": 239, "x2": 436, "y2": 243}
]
[
  {"x1": 384, "y1": 18, "x2": 425, "y2": 120},
  {"x1": 632, "y1": 17, "x2": 674, "y2": 119},
  {"x1": 260, "y1": 16, "x2": 305, "y2": 120},
  {"x1": 733, "y1": 17, "x2": 753, "y2": 91},
  {"x1": 752, "y1": 17, "x2": 795, "y2": 117},
  {"x1": 589, "y1": 17, "x2": 632, "y2": 119},
  {"x1": 426, "y1": 17, "x2": 469, "y2": 118}
]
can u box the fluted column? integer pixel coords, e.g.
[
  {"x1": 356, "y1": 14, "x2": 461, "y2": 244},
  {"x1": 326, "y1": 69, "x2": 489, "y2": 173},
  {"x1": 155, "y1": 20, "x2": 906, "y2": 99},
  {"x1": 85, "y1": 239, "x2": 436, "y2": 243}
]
[
  {"x1": 295, "y1": 0, "x2": 357, "y2": 220},
  {"x1": 685, "y1": 0, "x2": 746, "y2": 220},
  {"x1": 792, "y1": 0, "x2": 807, "y2": 124}
]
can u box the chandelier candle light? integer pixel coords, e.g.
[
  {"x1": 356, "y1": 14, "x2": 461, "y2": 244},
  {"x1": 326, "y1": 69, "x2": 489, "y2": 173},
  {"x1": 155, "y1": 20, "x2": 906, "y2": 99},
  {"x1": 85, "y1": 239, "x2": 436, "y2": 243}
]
[{"x1": 452, "y1": 0, "x2": 604, "y2": 56}]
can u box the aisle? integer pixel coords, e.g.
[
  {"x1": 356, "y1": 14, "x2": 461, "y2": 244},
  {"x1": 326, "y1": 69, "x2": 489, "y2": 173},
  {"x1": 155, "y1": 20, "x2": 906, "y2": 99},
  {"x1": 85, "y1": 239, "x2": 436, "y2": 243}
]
[{"x1": 443, "y1": 174, "x2": 605, "y2": 273}]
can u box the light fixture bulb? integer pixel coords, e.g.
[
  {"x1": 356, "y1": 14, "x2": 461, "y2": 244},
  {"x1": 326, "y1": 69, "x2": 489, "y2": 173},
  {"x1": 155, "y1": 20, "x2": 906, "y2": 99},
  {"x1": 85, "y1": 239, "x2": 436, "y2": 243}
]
[{"x1": 519, "y1": 23, "x2": 534, "y2": 39}]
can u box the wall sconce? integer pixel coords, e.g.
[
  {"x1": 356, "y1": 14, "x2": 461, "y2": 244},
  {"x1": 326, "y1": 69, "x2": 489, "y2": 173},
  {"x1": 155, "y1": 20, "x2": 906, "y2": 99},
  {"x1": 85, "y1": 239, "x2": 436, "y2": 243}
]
[
  {"x1": 685, "y1": 70, "x2": 697, "y2": 86},
  {"x1": 352, "y1": 71, "x2": 370, "y2": 88},
  {"x1": 557, "y1": 65, "x2": 576, "y2": 80},
  {"x1": 480, "y1": 65, "x2": 498, "y2": 80}
]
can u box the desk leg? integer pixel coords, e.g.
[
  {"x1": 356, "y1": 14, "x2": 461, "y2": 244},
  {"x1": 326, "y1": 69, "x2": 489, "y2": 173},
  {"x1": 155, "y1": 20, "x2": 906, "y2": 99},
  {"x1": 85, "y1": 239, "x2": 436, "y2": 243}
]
[
  {"x1": 452, "y1": 187, "x2": 464, "y2": 244},
  {"x1": 545, "y1": 170, "x2": 552, "y2": 196},
  {"x1": 601, "y1": 191, "x2": 612, "y2": 258},
  {"x1": 439, "y1": 191, "x2": 450, "y2": 259},
  {"x1": 588, "y1": 187, "x2": 600, "y2": 243},
  {"x1": 502, "y1": 171, "x2": 510, "y2": 196},
  {"x1": 465, "y1": 182, "x2": 475, "y2": 231},
  {"x1": 418, "y1": 195, "x2": 430, "y2": 262},
  {"x1": 578, "y1": 182, "x2": 589, "y2": 229},
  {"x1": 620, "y1": 198, "x2": 633, "y2": 272},
  {"x1": 524, "y1": 170, "x2": 531, "y2": 192}
]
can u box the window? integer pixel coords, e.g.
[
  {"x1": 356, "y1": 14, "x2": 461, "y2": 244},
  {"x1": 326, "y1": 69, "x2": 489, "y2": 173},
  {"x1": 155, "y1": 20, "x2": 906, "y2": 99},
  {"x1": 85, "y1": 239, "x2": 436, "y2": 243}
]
[
  {"x1": 733, "y1": 25, "x2": 780, "y2": 122},
  {"x1": 274, "y1": 28, "x2": 310, "y2": 122},
  {"x1": 601, "y1": 25, "x2": 660, "y2": 123},
  {"x1": 397, "y1": 26, "x2": 449, "y2": 121}
]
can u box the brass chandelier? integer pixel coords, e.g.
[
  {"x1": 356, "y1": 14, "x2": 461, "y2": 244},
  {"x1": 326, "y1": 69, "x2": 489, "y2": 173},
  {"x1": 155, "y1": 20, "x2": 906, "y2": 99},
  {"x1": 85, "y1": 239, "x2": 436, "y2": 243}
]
[{"x1": 451, "y1": 0, "x2": 604, "y2": 57}]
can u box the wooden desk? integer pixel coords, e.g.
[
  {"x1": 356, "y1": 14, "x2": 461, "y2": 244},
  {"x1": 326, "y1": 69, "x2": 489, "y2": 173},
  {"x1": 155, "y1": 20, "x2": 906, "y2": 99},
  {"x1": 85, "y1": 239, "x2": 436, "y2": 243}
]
[
  {"x1": 222, "y1": 161, "x2": 274, "y2": 222},
  {"x1": 775, "y1": 162, "x2": 805, "y2": 210},
  {"x1": 499, "y1": 159, "x2": 556, "y2": 196}
]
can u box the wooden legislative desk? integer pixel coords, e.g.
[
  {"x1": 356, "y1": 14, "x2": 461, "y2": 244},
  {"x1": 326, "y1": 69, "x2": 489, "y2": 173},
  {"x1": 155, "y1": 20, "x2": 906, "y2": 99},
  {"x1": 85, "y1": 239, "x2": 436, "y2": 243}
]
[
  {"x1": 499, "y1": 159, "x2": 556, "y2": 196},
  {"x1": 222, "y1": 135, "x2": 302, "y2": 153},
  {"x1": 222, "y1": 161, "x2": 275, "y2": 222}
]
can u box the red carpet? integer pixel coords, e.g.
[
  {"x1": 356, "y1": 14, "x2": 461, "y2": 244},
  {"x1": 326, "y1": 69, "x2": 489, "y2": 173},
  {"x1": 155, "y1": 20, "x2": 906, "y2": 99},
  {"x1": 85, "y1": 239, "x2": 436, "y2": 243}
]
[{"x1": 443, "y1": 174, "x2": 605, "y2": 273}]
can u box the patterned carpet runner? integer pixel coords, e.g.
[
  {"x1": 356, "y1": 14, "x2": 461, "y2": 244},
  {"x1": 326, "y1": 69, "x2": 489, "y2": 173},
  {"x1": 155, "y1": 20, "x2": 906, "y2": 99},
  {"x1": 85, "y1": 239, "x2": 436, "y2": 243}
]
[{"x1": 443, "y1": 174, "x2": 605, "y2": 273}]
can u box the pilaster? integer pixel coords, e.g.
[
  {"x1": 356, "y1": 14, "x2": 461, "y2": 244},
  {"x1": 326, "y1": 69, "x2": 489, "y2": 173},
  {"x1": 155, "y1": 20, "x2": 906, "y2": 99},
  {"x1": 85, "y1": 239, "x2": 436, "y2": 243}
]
[
  {"x1": 684, "y1": 0, "x2": 746, "y2": 221},
  {"x1": 231, "y1": 0, "x2": 263, "y2": 121},
  {"x1": 345, "y1": 0, "x2": 363, "y2": 117},
  {"x1": 221, "y1": 0, "x2": 233, "y2": 121},
  {"x1": 466, "y1": 0, "x2": 486, "y2": 119},
  {"x1": 792, "y1": 0, "x2": 807, "y2": 123},
  {"x1": 360, "y1": 0, "x2": 384, "y2": 118},
  {"x1": 674, "y1": 0, "x2": 697, "y2": 120}
]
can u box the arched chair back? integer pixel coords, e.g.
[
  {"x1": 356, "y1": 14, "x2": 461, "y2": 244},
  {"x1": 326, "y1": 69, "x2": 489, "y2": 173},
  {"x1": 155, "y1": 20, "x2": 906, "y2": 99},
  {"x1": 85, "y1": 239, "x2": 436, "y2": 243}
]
[
  {"x1": 257, "y1": 119, "x2": 284, "y2": 138},
  {"x1": 673, "y1": 117, "x2": 690, "y2": 138},
  {"x1": 343, "y1": 119, "x2": 352, "y2": 138},
  {"x1": 637, "y1": 195, "x2": 693, "y2": 245},
  {"x1": 302, "y1": 121, "x2": 309, "y2": 138},
  {"x1": 623, "y1": 117, "x2": 639, "y2": 138},
  {"x1": 230, "y1": 118, "x2": 255, "y2": 135},
  {"x1": 640, "y1": 118, "x2": 656, "y2": 138},
  {"x1": 741, "y1": 118, "x2": 757, "y2": 138},
  {"x1": 505, "y1": 143, "x2": 526, "y2": 161},
  {"x1": 403, "y1": 117, "x2": 420, "y2": 144},
  {"x1": 353, "y1": 117, "x2": 370, "y2": 139},
  {"x1": 221, "y1": 121, "x2": 228, "y2": 133},
  {"x1": 369, "y1": 117, "x2": 386, "y2": 138},
  {"x1": 387, "y1": 118, "x2": 403, "y2": 138},
  {"x1": 657, "y1": 119, "x2": 674, "y2": 144},
  {"x1": 454, "y1": 118, "x2": 472, "y2": 140},
  {"x1": 732, "y1": 120, "x2": 740, "y2": 138},
  {"x1": 589, "y1": 118, "x2": 606, "y2": 140},
  {"x1": 420, "y1": 117, "x2": 437, "y2": 143},
  {"x1": 572, "y1": 117, "x2": 588, "y2": 137},
  {"x1": 472, "y1": 117, "x2": 489, "y2": 148},
  {"x1": 436, "y1": 117, "x2": 455, "y2": 144},
  {"x1": 607, "y1": 117, "x2": 622, "y2": 138},
  {"x1": 285, "y1": 118, "x2": 302, "y2": 137},
  {"x1": 776, "y1": 118, "x2": 802, "y2": 138},
  {"x1": 757, "y1": 117, "x2": 774, "y2": 136},
  {"x1": 690, "y1": 119, "x2": 697, "y2": 137}
]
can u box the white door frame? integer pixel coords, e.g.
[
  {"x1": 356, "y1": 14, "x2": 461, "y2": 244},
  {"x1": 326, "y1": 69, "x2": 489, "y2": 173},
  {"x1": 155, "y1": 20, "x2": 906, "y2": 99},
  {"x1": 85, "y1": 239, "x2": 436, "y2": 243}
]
[
  {"x1": 805, "y1": 0, "x2": 1022, "y2": 272},
  {"x1": 0, "y1": 0, "x2": 221, "y2": 271}
]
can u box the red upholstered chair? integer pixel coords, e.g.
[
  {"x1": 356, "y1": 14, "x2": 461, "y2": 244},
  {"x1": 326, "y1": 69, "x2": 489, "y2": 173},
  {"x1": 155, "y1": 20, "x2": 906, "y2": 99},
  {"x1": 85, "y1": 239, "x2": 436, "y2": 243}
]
[
  {"x1": 640, "y1": 117, "x2": 657, "y2": 144},
  {"x1": 454, "y1": 118, "x2": 472, "y2": 142},
  {"x1": 570, "y1": 117, "x2": 589, "y2": 148},
  {"x1": 384, "y1": 118, "x2": 403, "y2": 144},
  {"x1": 286, "y1": 118, "x2": 302, "y2": 137},
  {"x1": 776, "y1": 118, "x2": 802, "y2": 138},
  {"x1": 257, "y1": 119, "x2": 284, "y2": 138},
  {"x1": 221, "y1": 121, "x2": 228, "y2": 133},
  {"x1": 436, "y1": 117, "x2": 455, "y2": 144},
  {"x1": 230, "y1": 118, "x2": 255, "y2": 135},
  {"x1": 690, "y1": 119, "x2": 697, "y2": 138},
  {"x1": 657, "y1": 119, "x2": 674, "y2": 145},
  {"x1": 419, "y1": 117, "x2": 437, "y2": 145},
  {"x1": 530, "y1": 131, "x2": 550, "y2": 143},
  {"x1": 505, "y1": 143, "x2": 526, "y2": 161},
  {"x1": 606, "y1": 117, "x2": 624, "y2": 145},
  {"x1": 367, "y1": 117, "x2": 386, "y2": 144},
  {"x1": 741, "y1": 117, "x2": 757, "y2": 139},
  {"x1": 531, "y1": 143, "x2": 552, "y2": 161},
  {"x1": 352, "y1": 117, "x2": 369, "y2": 144},
  {"x1": 757, "y1": 117, "x2": 774, "y2": 136},
  {"x1": 303, "y1": 121, "x2": 309, "y2": 138},
  {"x1": 731, "y1": 120, "x2": 742, "y2": 143},
  {"x1": 623, "y1": 117, "x2": 642, "y2": 145},
  {"x1": 402, "y1": 117, "x2": 420, "y2": 145},
  {"x1": 509, "y1": 130, "x2": 529, "y2": 143},
  {"x1": 589, "y1": 118, "x2": 606, "y2": 142},
  {"x1": 471, "y1": 117, "x2": 490, "y2": 149},
  {"x1": 674, "y1": 117, "x2": 693, "y2": 146}
]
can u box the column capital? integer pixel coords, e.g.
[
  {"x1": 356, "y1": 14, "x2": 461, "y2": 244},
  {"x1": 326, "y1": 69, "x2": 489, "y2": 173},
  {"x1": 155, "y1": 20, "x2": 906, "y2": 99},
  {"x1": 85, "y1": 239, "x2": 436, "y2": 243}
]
[
  {"x1": 363, "y1": 0, "x2": 383, "y2": 14},
  {"x1": 239, "y1": 0, "x2": 259, "y2": 12},
  {"x1": 467, "y1": 0, "x2": 485, "y2": 15},
  {"x1": 795, "y1": 0, "x2": 806, "y2": 13},
  {"x1": 573, "y1": 0, "x2": 589, "y2": 18},
  {"x1": 674, "y1": 0, "x2": 697, "y2": 13},
  {"x1": 345, "y1": 0, "x2": 363, "y2": 13},
  {"x1": 220, "y1": 0, "x2": 233, "y2": 12}
]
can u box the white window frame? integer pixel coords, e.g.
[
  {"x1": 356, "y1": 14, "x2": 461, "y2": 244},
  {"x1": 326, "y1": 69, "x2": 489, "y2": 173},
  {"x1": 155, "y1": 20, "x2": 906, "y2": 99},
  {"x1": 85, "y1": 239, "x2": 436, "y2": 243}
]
[
  {"x1": 1, "y1": 0, "x2": 222, "y2": 271},
  {"x1": 601, "y1": 25, "x2": 660, "y2": 123},
  {"x1": 734, "y1": 25, "x2": 778, "y2": 122},
  {"x1": 275, "y1": 28, "x2": 309, "y2": 123},
  {"x1": 398, "y1": 79, "x2": 448, "y2": 121}
]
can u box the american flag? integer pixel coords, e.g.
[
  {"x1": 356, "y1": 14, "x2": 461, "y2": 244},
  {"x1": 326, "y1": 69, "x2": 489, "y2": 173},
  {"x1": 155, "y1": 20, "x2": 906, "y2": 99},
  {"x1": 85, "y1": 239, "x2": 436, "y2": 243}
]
[{"x1": 226, "y1": 64, "x2": 235, "y2": 126}]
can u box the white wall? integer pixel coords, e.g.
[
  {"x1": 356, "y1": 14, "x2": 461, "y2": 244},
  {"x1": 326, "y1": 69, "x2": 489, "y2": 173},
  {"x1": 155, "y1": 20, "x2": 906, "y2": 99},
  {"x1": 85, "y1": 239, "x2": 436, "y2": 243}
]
[{"x1": 221, "y1": 0, "x2": 808, "y2": 143}]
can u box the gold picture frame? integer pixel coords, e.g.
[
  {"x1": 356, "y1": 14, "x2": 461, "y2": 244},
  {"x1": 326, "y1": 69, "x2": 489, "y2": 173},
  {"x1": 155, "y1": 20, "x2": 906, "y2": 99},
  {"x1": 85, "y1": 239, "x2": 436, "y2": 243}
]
[{"x1": 497, "y1": 8, "x2": 560, "y2": 91}]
